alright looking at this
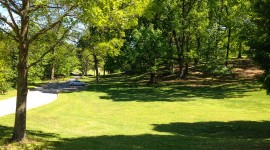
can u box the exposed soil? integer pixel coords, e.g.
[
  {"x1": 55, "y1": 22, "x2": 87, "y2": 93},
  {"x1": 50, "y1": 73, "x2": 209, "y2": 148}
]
[
  {"x1": 233, "y1": 67, "x2": 264, "y2": 79},
  {"x1": 160, "y1": 59, "x2": 264, "y2": 86}
]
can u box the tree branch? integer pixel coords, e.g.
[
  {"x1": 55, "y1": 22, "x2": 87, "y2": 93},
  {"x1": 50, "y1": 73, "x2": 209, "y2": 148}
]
[
  {"x1": 0, "y1": 0, "x2": 21, "y2": 15},
  {"x1": 4, "y1": 0, "x2": 20, "y2": 35},
  {"x1": 7, "y1": 0, "x2": 21, "y2": 11},
  {"x1": 29, "y1": 5, "x2": 76, "y2": 44},
  {"x1": 0, "y1": 14, "x2": 16, "y2": 31},
  {"x1": 0, "y1": 27, "x2": 19, "y2": 41},
  {"x1": 29, "y1": 4, "x2": 64, "y2": 13},
  {"x1": 28, "y1": 23, "x2": 76, "y2": 68}
]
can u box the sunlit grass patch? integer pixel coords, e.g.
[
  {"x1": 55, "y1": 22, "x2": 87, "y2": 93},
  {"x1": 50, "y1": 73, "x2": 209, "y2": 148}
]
[
  {"x1": 0, "y1": 90, "x2": 16, "y2": 101},
  {"x1": 0, "y1": 75, "x2": 270, "y2": 149}
]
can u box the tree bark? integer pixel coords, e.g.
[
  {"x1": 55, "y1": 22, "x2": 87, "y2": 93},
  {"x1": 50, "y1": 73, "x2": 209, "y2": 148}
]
[
  {"x1": 11, "y1": 43, "x2": 29, "y2": 142},
  {"x1": 10, "y1": 0, "x2": 30, "y2": 142}
]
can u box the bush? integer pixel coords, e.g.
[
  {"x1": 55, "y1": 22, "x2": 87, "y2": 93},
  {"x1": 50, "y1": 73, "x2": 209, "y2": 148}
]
[
  {"x1": 261, "y1": 75, "x2": 270, "y2": 95},
  {"x1": 0, "y1": 82, "x2": 11, "y2": 95},
  {"x1": 202, "y1": 59, "x2": 232, "y2": 76}
]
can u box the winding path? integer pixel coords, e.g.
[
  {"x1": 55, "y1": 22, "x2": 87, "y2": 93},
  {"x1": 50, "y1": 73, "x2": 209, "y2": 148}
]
[
  {"x1": 0, "y1": 91, "x2": 57, "y2": 117},
  {"x1": 0, "y1": 79, "x2": 86, "y2": 117}
]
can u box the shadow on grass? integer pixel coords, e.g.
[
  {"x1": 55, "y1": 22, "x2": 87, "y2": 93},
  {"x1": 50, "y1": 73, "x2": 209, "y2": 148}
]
[
  {"x1": 84, "y1": 81, "x2": 258, "y2": 102},
  {"x1": 0, "y1": 125, "x2": 60, "y2": 148},
  {"x1": 50, "y1": 121, "x2": 270, "y2": 150},
  {"x1": 153, "y1": 121, "x2": 270, "y2": 139},
  {"x1": 1, "y1": 121, "x2": 270, "y2": 149}
]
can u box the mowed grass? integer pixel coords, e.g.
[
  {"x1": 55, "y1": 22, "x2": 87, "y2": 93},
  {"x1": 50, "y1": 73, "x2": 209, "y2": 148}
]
[
  {"x1": 0, "y1": 90, "x2": 16, "y2": 101},
  {"x1": 0, "y1": 75, "x2": 270, "y2": 149}
]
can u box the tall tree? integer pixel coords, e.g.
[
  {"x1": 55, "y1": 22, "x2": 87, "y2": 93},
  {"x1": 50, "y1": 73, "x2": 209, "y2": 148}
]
[
  {"x1": 76, "y1": 0, "x2": 149, "y2": 82},
  {"x1": 0, "y1": 0, "x2": 76, "y2": 141},
  {"x1": 249, "y1": 0, "x2": 270, "y2": 94}
]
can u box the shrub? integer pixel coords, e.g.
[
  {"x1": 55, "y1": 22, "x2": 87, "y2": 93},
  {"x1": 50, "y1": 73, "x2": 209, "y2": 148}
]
[{"x1": 0, "y1": 82, "x2": 11, "y2": 95}]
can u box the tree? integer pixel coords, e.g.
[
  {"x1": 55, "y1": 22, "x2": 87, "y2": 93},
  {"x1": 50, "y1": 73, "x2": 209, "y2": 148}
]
[
  {"x1": 78, "y1": 26, "x2": 124, "y2": 82},
  {"x1": 0, "y1": 34, "x2": 14, "y2": 94},
  {"x1": 249, "y1": 0, "x2": 270, "y2": 94},
  {"x1": 0, "y1": 0, "x2": 76, "y2": 141},
  {"x1": 0, "y1": 31, "x2": 17, "y2": 87},
  {"x1": 121, "y1": 24, "x2": 168, "y2": 84},
  {"x1": 76, "y1": 0, "x2": 149, "y2": 82}
]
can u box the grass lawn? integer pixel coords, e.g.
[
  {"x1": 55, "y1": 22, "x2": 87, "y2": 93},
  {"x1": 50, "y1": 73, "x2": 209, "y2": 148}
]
[
  {"x1": 0, "y1": 75, "x2": 270, "y2": 149},
  {"x1": 0, "y1": 90, "x2": 16, "y2": 101}
]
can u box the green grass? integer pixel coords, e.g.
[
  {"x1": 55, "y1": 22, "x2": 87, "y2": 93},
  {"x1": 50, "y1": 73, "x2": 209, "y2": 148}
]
[
  {"x1": 0, "y1": 75, "x2": 270, "y2": 149},
  {"x1": 0, "y1": 90, "x2": 16, "y2": 101}
]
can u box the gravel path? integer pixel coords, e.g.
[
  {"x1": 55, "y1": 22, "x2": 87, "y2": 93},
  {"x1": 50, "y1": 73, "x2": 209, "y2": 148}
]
[{"x1": 0, "y1": 79, "x2": 86, "y2": 117}]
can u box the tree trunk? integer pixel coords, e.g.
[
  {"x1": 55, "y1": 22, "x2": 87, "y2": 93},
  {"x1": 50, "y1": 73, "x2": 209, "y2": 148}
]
[
  {"x1": 103, "y1": 64, "x2": 106, "y2": 76},
  {"x1": 183, "y1": 62, "x2": 189, "y2": 78},
  {"x1": 195, "y1": 35, "x2": 201, "y2": 66},
  {"x1": 237, "y1": 50, "x2": 242, "y2": 59},
  {"x1": 11, "y1": 44, "x2": 29, "y2": 142},
  {"x1": 237, "y1": 42, "x2": 242, "y2": 59},
  {"x1": 10, "y1": 0, "x2": 30, "y2": 141},
  {"x1": 50, "y1": 63, "x2": 55, "y2": 80},
  {"x1": 93, "y1": 54, "x2": 99, "y2": 83},
  {"x1": 172, "y1": 30, "x2": 185, "y2": 79},
  {"x1": 225, "y1": 27, "x2": 231, "y2": 67},
  {"x1": 149, "y1": 72, "x2": 156, "y2": 84},
  {"x1": 50, "y1": 49, "x2": 55, "y2": 80}
]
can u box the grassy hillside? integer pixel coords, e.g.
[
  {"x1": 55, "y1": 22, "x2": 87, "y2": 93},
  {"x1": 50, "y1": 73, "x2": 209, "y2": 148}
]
[
  {"x1": 0, "y1": 59, "x2": 269, "y2": 149},
  {"x1": 1, "y1": 71, "x2": 270, "y2": 149}
]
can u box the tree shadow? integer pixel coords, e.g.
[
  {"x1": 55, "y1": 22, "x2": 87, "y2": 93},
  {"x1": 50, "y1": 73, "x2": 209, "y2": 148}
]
[
  {"x1": 49, "y1": 121, "x2": 270, "y2": 149},
  {"x1": 84, "y1": 81, "x2": 258, "y2": 102},
  {"x1": 153, "y1": 121, "x2": 270, "y2": 139},
  {"x1": 0, "y1": 125, "x2": 60, "y2": 148},
  {"x1": 1, "y1": 121, "x2": 270, "y2": 149}
]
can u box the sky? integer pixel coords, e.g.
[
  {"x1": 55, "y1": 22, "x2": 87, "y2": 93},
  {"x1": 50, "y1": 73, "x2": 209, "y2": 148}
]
[
  {"x1": 0, "y1": 6, "x2": 8, "y2": 16},
  {"x1": 0, "y1": 6, "x2": 20, "y2": 30}
]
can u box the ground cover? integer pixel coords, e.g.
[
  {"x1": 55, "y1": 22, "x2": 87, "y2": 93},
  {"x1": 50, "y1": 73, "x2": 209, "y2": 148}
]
[
  {"x1": 0, "y1": 59, "x2": 269, "y2": 149},
  {"x1": 0, "y1": 72, "x2": 270, "y2": 149}
]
